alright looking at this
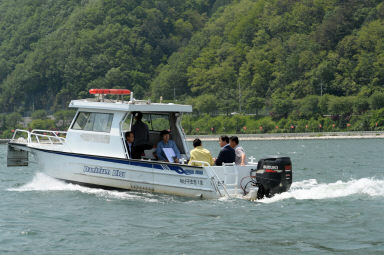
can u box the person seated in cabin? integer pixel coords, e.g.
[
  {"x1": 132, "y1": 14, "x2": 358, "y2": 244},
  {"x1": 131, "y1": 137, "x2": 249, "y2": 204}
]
[
  {"x1": 125, "y1": 131, "x2": 135, "y2": 159},
  {"x1": 229, "y1": 136, "x2": 247, "y2": 166},
  {"x1": 188, "y1": 138, "x2": 214, "y2": 166},
  {"x1": 131, "y1": 112, "x2": 152, "y2": 159},
  {"x1": 156, "y1": 130, "x2": 181, "y2": 163},
  {"x1": 214, "y1": 135, "x2": 236, "y2": 166}
]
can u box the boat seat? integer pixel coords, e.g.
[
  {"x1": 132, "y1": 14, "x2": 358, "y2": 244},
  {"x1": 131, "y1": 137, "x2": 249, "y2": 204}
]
[{"x1": 143, "y1": 147, "x2": 157, "y2": 160}]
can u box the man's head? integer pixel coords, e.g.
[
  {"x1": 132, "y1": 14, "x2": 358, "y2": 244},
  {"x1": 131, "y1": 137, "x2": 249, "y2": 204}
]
[
  {"x1": 193, "y1": 138, "x2": 202, "y2": 148},
  {"x1": 229, "y1": 136, "x2": 239, "y2": 148},
  {"x1": 219, "y1": 135, "x2": 229, "y2": 147},
  {"x1": 125, "y1": 131, "x2": 134, "y2": 143},
  {"x1": 160, "y1": 130, "x2": 170, "y2": 143},
  {"x1": 135, "y1": 112, "x2": 143, "y2": 121}
]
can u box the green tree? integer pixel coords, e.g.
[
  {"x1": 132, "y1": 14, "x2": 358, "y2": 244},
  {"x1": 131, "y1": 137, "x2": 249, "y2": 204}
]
[
  {"x1": 193, "y1": 94, "x2": 218, "y2": 115},
  {"x1": 31, "y1": 110, "x2": 48, "y2": 120},
  {"x1": 28, "y1": 119, "x2": 56, "y2": 130},
  {"x1": 299, "y1": 95, "x2": 320, "y2": 119},
  {"x1": 328, "y1": 96, "x2": 354, "y2": 116},
  {"x1": 370, "y1": 92, "x2": 384, "y2": 110},
  {"x1": 5, "y1": 113, "x2": 22, "y2": 129},
  {"x1": 271, "y1": 90, "x2": 293, "y2": 119}
]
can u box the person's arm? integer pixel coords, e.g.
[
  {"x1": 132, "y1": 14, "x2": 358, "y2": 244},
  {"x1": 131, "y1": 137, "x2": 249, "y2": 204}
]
[
  {"x1": 215, "y1": 151, "x2": 223, "y2": 166},
  {"x1": 188, "y1": 151, "x2": 196, "y2": 166},
  {"x1": 209, "y1": 152, "x2": 214, "y2": 166},
  {"x1": 241, "y1": 152, "x2": 246, "y2": 166},
  {"x1": 156, "y1": 142, "x2": 166, "y2": 161}
]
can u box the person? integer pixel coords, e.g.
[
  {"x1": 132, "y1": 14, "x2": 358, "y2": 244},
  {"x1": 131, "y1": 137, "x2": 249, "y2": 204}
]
[
  {"x1": 131, "y1": 112, "x2": 151, "y2": 159},
  {"x1": 188, "y1": 138, "x2": 214, "y2": 166},
  {"x1": 125, "y1": 131, "x2": 134, "y2": 158},
  {"x1": 156, "y1": 130, "x2": 181, "y2": 163},
  {"x1": 215, "y1": 135, "x2": 235, "y2": 166},
  {"x1": 229, "y1": 136, "x2": 247, "y2": 166}
]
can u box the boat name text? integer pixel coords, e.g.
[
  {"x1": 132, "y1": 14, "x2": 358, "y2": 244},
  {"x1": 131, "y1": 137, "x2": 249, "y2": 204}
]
[{"x1": 83, "y1": 166, "x2": 126, "y2": 178}]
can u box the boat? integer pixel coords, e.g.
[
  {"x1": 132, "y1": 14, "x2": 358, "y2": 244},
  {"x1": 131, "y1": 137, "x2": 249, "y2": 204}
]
[{"x1": 7, "y1": 89, "x2": 292, "y2": 199}]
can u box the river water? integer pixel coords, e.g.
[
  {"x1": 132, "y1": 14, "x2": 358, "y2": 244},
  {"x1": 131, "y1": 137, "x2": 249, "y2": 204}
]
[{"x1": 0, "y1": 139, "x2": 383, "y2": 254}]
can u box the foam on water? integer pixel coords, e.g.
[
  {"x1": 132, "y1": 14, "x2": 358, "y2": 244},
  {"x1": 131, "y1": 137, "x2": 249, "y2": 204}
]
[
  {"x1": 7, "y1": 173, "x2": 384, "y2": 204},
  {"x1": 7, "y1": 172, "x2": 159, "y2": 202},
  {"x1": 259, "y1": 177, "x2": 384, "y2": 203}
]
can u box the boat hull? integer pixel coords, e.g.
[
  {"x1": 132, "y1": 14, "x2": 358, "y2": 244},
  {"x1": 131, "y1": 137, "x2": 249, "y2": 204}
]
[{"x1": 29, "y1": 146, "x2": 219, "y2": 199}]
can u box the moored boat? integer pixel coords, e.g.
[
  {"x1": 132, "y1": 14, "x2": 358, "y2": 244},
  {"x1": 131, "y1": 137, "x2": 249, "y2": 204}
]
[{"x1": 7, "y1": 89, "x2": 292, "y2": 199}]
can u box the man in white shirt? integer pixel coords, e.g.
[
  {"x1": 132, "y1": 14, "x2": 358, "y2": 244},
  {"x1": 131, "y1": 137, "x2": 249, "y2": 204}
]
[{"x1": 229, "y1": 136, "x2": 247, "y2": 166}]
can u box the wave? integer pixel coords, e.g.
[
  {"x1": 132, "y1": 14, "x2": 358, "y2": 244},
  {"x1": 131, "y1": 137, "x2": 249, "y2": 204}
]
[
  {"x1": 7, "y1": 172, "x2": 159, "y2": 202},
  {"x1": 259, "y1": 177, "x2": 384, "y2": 203},
  {"x1": 8, "y1": 173, "x2": 384, "y2": 204}
]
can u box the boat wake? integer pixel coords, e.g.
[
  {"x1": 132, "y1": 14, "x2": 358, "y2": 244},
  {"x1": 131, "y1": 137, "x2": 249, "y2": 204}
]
[
  {"x1": 8, "y1": 173, "x2": 384, "y2": 204},
  {"x1": 259, "y1": 177, "x2": 384, "y2": 203},
  {"x1": 7, "y1": 172, "x2": 160, "y2": 202}
]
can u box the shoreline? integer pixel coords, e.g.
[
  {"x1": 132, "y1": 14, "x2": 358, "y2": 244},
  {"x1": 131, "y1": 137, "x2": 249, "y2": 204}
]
[
  {"x1": 1, "y1": 131, "x2": 384, "y2": 144},
  {"x1": 186, "y1": 131, "x2": 384, "y2": 141}
]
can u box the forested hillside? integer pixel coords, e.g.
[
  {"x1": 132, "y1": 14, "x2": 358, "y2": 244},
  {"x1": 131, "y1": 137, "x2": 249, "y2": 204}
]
[
  {"x1": 0, "y1": 0, "x2": 222, "y2": 113},
  {"x1": 154, "y1": 0, "x2": 384, "y2": 114},
  {"x1": 1, "y1": 0, "x2": 384, "y2": 135}
]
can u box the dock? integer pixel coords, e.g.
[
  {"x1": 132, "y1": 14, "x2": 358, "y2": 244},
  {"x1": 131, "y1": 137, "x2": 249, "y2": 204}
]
[{"x1": 0, "y1": 139, "x2": 10, "y2": 144}]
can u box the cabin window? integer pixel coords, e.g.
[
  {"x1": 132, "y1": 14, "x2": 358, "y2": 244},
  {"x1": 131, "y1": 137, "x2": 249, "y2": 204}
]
[
  {"x1": 122, "y1": 113, "x2": 170, "y2": 132},
  {"x1": 72, "y1": 112, "x2": 113, "y2": 132},
  {"x1": 149, "y1": 114, "x2": 170, "y2": 131}
]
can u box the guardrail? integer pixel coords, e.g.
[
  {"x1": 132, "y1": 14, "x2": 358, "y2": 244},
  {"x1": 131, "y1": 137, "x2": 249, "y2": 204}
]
[{"x1": 11, "y1": 129, "x2": 67, "y2": 145}]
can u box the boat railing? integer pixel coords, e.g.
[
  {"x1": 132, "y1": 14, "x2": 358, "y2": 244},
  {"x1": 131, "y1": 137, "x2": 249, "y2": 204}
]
[
  {"x1": 31, "y1": 129, "x2": 67, "y2": 145},
  {"x1": 10, "y1": 129, "x2": 30, "y2": 144},
  {"x1": 189, "y1": 160, "x2": 230, "y2": 198},
  {"x1": 11, "y1": 129, "x2": 67, "y2": 145},
  {"x1": 222, "y1": 162, "x2": 239, "y2": 194}
]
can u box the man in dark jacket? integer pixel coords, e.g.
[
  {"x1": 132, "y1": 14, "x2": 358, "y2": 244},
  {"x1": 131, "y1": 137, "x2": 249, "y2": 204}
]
[{"x1": 215, "y1": 135, "x2": 236, "y2": 166}]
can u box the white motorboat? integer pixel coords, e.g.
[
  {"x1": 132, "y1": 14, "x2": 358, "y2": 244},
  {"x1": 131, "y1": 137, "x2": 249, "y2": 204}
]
[{"x1": 7, "y1": 89, "x2": 292, "y2": 199}]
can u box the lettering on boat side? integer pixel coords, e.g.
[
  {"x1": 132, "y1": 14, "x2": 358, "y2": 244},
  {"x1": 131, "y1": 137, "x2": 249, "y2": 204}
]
[
  {"x1": 83, "y1": 166, "x2": 126, "y2": 178},
  {"x1": 180, "y1": 178, "x2": 204, "y2": 185},
  {"x1": 194, "y1": 170, "x2": 203, "y2": 175},
  {"x1": 160, "y1": 164, "x2": 204, "y2": 175}
]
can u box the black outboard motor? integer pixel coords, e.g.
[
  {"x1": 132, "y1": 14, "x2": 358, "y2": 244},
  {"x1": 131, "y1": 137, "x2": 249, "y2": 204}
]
[{"x1": 250, "y1": 156, "x2": 292, "y2": 199}]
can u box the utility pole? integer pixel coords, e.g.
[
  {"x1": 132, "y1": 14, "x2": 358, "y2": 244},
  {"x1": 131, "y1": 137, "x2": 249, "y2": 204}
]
[
  {"x1": 173, "y1": 87, "x2": 176, "y2": 101},
  {"x1": 320, "y1": 82, "x2": 323, "y2": 97},
  {"x1": 238, "y1": 80, "x2": 241, "y2": 113}
]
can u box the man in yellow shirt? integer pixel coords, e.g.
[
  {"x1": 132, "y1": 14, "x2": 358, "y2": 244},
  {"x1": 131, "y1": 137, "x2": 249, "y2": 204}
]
[{"x1": 188, "y1": 138, "x2": 214, "y2": 166}]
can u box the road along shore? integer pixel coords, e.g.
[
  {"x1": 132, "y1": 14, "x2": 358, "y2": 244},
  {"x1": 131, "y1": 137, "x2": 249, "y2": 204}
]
[{"x1": 186, "y1": 131, "x2": 384, "y2": 141}]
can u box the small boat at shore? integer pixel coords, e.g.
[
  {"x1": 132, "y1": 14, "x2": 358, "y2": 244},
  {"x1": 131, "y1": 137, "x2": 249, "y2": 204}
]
[{"x1": 7, "y1": 89, "x2": 292, "y2": 199}]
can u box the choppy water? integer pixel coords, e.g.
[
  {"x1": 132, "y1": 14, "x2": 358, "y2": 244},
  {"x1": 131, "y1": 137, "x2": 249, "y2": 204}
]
[{"x1": 1, "y1": 139, "x2": 384, "y2": 254}]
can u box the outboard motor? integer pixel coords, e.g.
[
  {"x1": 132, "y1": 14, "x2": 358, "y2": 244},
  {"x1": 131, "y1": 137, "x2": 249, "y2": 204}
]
[{"x1": 250, "y1": 156, "x2": 292, "y2": 199}]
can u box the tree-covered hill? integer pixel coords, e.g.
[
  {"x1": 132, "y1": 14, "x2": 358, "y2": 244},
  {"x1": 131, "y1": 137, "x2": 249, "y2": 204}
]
[
  {"x1": 154, "y1": 0, "x2": 384, "y2": 114},
  {"x1": 1, "y1": 0, "x2": 384, "y2": 119},
  {"x1": 0, "y1": 0, "x2": 222, "y2": 113}
]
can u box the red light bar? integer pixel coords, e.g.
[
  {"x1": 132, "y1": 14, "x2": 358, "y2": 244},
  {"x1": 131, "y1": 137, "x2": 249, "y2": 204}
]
[
  {"x1": 265, "y1": 169, "x2": 277, "y2": 173},
  {"x1": 89, "y1": 89, "x2": 131, "y2": 95}
]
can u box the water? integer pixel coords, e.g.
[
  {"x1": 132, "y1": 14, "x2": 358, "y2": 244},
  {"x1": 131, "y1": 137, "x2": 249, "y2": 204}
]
[{"x1": 1, "y1": 139, "x2": 384, "y2": 254}]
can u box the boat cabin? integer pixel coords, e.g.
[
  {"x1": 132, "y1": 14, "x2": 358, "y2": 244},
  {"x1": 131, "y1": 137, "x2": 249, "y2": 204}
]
[{"x1": 64, "y1": 90, "x2": 192, "y2": 161}]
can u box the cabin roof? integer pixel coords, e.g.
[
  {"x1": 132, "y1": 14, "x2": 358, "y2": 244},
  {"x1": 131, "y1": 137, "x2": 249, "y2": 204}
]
[{"x1": 69, "y1": 99, "x2": 193, "y2": 113}]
